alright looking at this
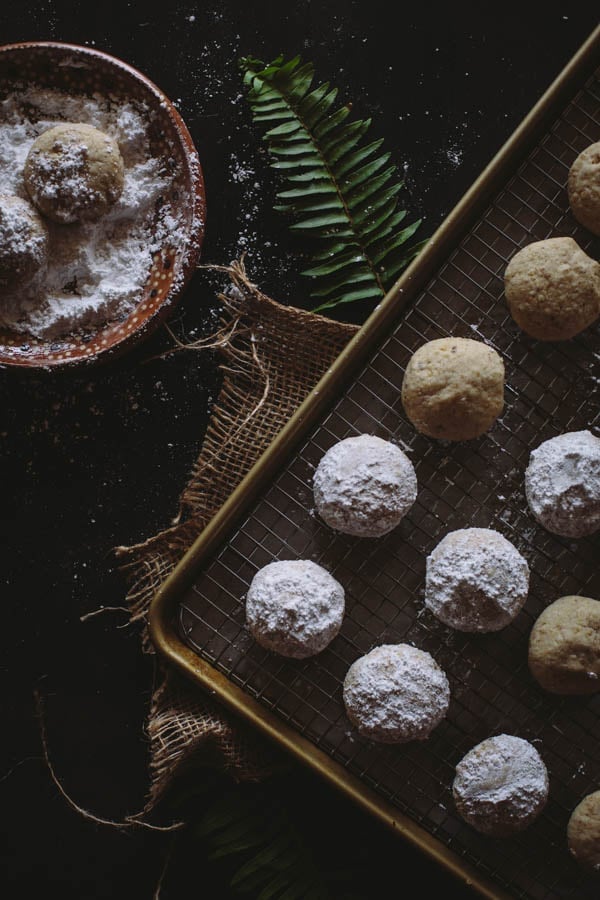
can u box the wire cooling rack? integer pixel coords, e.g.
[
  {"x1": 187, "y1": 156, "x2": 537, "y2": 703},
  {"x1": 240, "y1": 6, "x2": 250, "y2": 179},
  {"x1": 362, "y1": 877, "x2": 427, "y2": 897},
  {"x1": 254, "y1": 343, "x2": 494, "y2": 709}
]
[{"x1": 177, "y1": 63, "x2": 600, "y2": 899}]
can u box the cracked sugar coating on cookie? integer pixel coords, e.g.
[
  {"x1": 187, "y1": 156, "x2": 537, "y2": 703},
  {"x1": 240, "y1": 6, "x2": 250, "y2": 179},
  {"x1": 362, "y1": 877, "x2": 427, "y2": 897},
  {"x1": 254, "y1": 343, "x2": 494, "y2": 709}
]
[
  {"x1": 245, "y1": 560, "x2": 344, "y2": 658},
  {"x1": 504, "y1": 237, "x2": 600, "y2": 341},
  {"x1": 342, "y1": 643, "x2": 450, "y2": 743},
  {"x1": 313, "y1": 434, "x2": 417, "y2": 538},
  {"x1": 568, "y1": 141, "x2": 600, "y2": 236},
  {"x1": 0, "y1": 193, "x2": 48, "y2": 288},
  {"x1": 401, "y1": 337, "x2": 505, "y2": 441},
  {"x1": 425, "y1": 528, "x2": 529, "y2": 632},
  {"x1": 24, "y1": 122, "x2": 125, "y2": 224},
  {"x1": 525, "y1": 430, "x2": 600, "y2": 538},
  {"x1": 453, "y1": 734, "x2": 549, "y2": 837},
  {"x1": 567, "y1": 790, "x2": 600, "y2": 871}
]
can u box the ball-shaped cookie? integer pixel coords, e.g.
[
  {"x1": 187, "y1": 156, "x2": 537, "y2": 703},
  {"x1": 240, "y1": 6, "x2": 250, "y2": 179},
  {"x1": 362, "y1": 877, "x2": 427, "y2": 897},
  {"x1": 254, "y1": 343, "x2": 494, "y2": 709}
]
[
  {"x1": 313, "y1": 434, "x2": 417, "y2": 538},
  {"x1": 401, "y1": 337, "x2": 504, "y2": 441},
  {"x1": 0, "y1": 193, "x2": 49, "y2": 288},
  {"x1": 568, "y1": 141, "x2": 600, "y2": 236},
  {"x1": 528, "y1": 595, "x2": 600, "y2": 695},
  {"x1": 453, "y1": 734, "x2": 549, "y2": 837},
  {"x1": 503, "y1": 237, "x2": 600, "y2": 341},
  {"x1": 425, "y1": 528, "x2": 529, "y2": 632},
  {"x1": 525, "y1": 430, "x2": 600, "y2": 538},
  {"x1": 567, "y1": 791, "x2": 600, "y2": 871},
  {"x1": 24, "y1": 122, "x2": 124, "y2": 224},
  {"x1": 245, "y1": 559, "x2": 344, "y2": 659},
  {"x1": 342, "y1": 643, "x2": 450, "y2": 743}
]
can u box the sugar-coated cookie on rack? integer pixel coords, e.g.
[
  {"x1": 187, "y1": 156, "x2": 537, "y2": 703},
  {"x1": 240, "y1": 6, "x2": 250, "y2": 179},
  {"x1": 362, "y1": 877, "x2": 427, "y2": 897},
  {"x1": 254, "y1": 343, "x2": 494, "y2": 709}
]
[
  {"x1": 342, "y1": 643, "x2": 450, "y2": 743},
  {"x1": 401, "y1": 337, "x2": 504, "y2": 441},
  {"x1": 245, "y1": 559, "x2": 344, "y2": 659},
  {"x1": 568, "y1": 140, "x2": 600, "y2": 236},
  {"x1": 312, "y1": 434, "x2": 417, "y2": 538},
  {"x1": 525, "y1": 430, "x2": 600, "y2": 538},
  {"x1": 504, "y1": 237, "x2": 600, "y2": 341},
  {"x1": 567, "y1": 791, "x2": 600, "y2": 871},
  {"x1": 425, "y1": 528, "x2": 529, "y2": 633},
  {"x1": 453, "y1": 734, "x2": 549, "y2": 837},
  {"x1": 528, "y1": 595, "x2": 600, "y2": 695},
  {"x1": 24, "y1": 122, "x2": 124, "y2": 224}
]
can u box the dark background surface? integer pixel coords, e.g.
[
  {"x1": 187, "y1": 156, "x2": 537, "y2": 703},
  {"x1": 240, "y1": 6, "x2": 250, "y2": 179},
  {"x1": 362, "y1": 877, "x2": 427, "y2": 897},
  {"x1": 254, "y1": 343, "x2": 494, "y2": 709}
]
[{"x1": 1, "y1": 3, "x2": 598, "y2": 898}]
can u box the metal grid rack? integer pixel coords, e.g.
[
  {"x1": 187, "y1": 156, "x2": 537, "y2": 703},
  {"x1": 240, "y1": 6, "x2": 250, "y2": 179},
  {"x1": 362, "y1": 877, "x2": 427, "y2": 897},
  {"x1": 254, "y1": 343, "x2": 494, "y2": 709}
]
[{"x1": 178, "y1": 67, "x2": 600, "y2": 899}]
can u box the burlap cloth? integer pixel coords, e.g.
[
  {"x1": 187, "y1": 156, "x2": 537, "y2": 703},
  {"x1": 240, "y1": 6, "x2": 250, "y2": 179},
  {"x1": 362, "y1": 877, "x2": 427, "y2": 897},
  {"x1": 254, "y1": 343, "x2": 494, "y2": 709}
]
[{"x1": 115, "y1": 260, "x2": 358, "y2": 809}]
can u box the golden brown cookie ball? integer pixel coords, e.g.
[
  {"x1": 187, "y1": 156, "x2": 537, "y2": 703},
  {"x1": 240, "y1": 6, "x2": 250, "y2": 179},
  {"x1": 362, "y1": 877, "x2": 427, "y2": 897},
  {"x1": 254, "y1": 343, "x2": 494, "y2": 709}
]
[
  {"x1": 568, "y1": 141, "x2": 600, "y2": 236},
  {"x1": 0, "y1": 193, "x2": 49, "y2": 288},
  {"x1": 401, "y1": 337, "x2": 504, "y2": 441},
  {"x1": 24, "y1": 122, "x2": 124, "y2": 224},
  {"x1": 528, "y1": 595, "x2": 600, "y2": 695},
  {"x1": 503, "y1": 237, "x2": 600, "y2": 341},
  {"x1": 567, "y1": 791, "x2": 600, "y2": 871}
]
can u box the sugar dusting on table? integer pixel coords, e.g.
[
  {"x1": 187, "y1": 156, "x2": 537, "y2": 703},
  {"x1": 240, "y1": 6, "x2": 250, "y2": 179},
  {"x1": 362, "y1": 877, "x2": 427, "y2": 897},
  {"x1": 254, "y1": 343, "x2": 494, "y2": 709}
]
[{"x1": 0, "y1": 86, "x2": 183, "y2": 340}]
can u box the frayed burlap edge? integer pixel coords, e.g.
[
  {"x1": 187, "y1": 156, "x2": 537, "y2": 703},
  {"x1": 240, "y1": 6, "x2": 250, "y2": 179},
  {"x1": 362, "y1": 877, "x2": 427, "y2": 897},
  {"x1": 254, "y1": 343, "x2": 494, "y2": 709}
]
[{"x1": 115, "y1": 260, "x2": 358, "y2": 808}]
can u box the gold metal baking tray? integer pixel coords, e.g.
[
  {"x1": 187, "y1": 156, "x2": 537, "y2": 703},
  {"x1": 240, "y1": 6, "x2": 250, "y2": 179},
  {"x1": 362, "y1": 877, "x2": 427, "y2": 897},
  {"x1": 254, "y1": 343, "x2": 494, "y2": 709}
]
[{"x1": 150, "y1": 26, "x2": 600, "y2": 900}]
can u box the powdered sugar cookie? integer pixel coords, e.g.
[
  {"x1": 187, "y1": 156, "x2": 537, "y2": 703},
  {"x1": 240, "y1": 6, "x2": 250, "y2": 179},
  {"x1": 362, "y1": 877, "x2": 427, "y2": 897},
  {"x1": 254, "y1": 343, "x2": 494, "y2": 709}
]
[
  {"x1": 0, "y1": 193, "x2": 48, "y2": 288},
  {"x1": 245, "y1": 559, "x2": 344, "y2": 659},
  {"x1": 313, "y1": 434, "x2": 417, "y2": 538},
  {"x1": 525, "y1": 430, "x2": 600, "y2": 538},
  {"x1": 425, "y1": 528, "x2": 529, "y2": 632},
  {"x1": 453, "y1": 734, "x2": 549, "y2": 837},
  {"x1": 342, "y1": 643, "x2": 450, "y2": 743},
  {"x1": 24, "y1": 122, "x2": 124, "y2": 224}
]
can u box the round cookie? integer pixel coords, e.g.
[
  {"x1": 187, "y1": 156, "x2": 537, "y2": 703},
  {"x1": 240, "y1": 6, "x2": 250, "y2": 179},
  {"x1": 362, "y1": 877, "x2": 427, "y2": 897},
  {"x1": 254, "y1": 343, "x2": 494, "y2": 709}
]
[
  {"x1": 453, "y1": 734, "x2": 549, "y2": 837},
  {"x1": 401, "y1": 337, "x2": 504, "y2": 441},
  {"x1": 313, "y1": 434, "x2": 417, "y2": 538},
  {"x1": 342, "y1": 643, "x2": 450, "y2": 743},
  {"x1": 245, "y1": 559, "x2": 344, "y2": 659},
  {"x1": 525, "y1": 430, "x2": 600, "y2": 538},
  {"x1": 425, "y1": 528, "x2": 529, "y2": 633},
  {"x1": 503, "y1": 237, "x2": 600, "y2": 341},
  {"x1": 567, "y1": 790, "x2": 600, "y2": 871},
  {"x1": 24, "y1": 122, "x2": 124, "y2": 224},
  {"x1": 568, "y1": 141, "x2": 600, "y2": 236},
  {"x1": 0, "y1": 193, "x2": 49, "y2": 288},
  {"x1": 528, "y1": 595, "x2": 600, "y2": 695}
]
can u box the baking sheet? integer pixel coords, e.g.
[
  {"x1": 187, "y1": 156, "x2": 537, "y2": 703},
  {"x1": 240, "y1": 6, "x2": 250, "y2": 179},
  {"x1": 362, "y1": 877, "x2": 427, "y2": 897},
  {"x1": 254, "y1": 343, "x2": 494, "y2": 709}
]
[{"x1": 168, "y1": 41, "x2": 599, "y2": 900}]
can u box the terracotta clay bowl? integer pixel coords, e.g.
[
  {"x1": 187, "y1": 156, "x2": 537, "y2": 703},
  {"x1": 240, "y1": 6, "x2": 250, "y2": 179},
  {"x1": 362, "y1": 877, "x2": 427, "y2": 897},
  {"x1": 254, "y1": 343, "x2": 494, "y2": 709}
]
[{"x1": 0, "y1": 41, "x2": 206, "y2": 369}]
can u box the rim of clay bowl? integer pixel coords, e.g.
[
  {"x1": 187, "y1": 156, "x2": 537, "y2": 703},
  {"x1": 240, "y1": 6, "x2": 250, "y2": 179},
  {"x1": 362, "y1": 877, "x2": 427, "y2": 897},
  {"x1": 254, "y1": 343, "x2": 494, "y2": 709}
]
[{"x1": 0, "y1": 41, "x2": 206, "y2": 370}]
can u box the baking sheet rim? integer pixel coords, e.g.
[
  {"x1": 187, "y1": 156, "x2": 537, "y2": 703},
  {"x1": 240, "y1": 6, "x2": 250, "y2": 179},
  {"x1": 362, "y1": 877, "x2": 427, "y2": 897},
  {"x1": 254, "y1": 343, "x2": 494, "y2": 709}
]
[{"x1": 149, "y1": 25, "x2": 600, "y2": 900}]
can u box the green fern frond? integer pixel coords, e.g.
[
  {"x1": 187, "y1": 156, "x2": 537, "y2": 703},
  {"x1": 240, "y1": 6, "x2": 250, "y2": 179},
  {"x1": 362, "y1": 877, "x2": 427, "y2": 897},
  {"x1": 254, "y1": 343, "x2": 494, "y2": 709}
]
[{"x1": 240, "y1": 55, "x2": 424, "y2": 314}]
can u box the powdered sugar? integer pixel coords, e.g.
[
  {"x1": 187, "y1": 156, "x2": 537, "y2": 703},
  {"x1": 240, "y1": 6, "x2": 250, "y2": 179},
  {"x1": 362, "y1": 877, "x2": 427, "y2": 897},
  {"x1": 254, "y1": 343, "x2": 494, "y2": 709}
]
[
  {"x1": 0, "y1": 85, "x2": 180, "y2": 339},
  {"x1": 245, "y1": 559, "x2": 345, "y2": 659},
  {"x1": 425, "y1": 527, "x2": 530, "y2": 632},
  {"x1": 453, "y1": 734, "x2": 549, "y2": 836},
  {"x1": 525, "y1": 430, "x2": 600, "y2": 538},
  {"x1": 342, "y1": 643, "x2": 450, "y2": 743},
  {"x1": 313, "y1": 434, "x2": 418, "y2": 537}
]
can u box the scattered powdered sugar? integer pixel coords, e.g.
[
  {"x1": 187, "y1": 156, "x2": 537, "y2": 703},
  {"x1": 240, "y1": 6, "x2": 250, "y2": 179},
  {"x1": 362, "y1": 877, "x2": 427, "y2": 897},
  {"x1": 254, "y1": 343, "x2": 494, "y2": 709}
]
[
  {"x1": 453, "y1": 734, "x2": 549, "y2": 836},
  {"x1": 342, "y1": 643, "x2": 450, "y2": 743},
  {"x1": 245, "y1": 559, "x2": 345, "y2": 659},
  {"x1": 525, "y1": 430, "x2": 600, "y2": 538},
  {"x1": 0, "y1": 85, "x2": 182, "y2": 339},
  {"x1": 313, "y1": 434, "x2": 418, "y2": 538},
  {"x1": 425, "y1": 527, "x2": 529, "y2": 633}
]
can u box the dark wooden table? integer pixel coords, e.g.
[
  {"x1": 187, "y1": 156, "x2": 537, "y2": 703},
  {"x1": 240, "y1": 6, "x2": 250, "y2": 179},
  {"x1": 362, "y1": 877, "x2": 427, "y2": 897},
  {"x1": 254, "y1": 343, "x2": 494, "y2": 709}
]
[{"x1": 1, "y1": 4, "x2": 598, "y2": 897}]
